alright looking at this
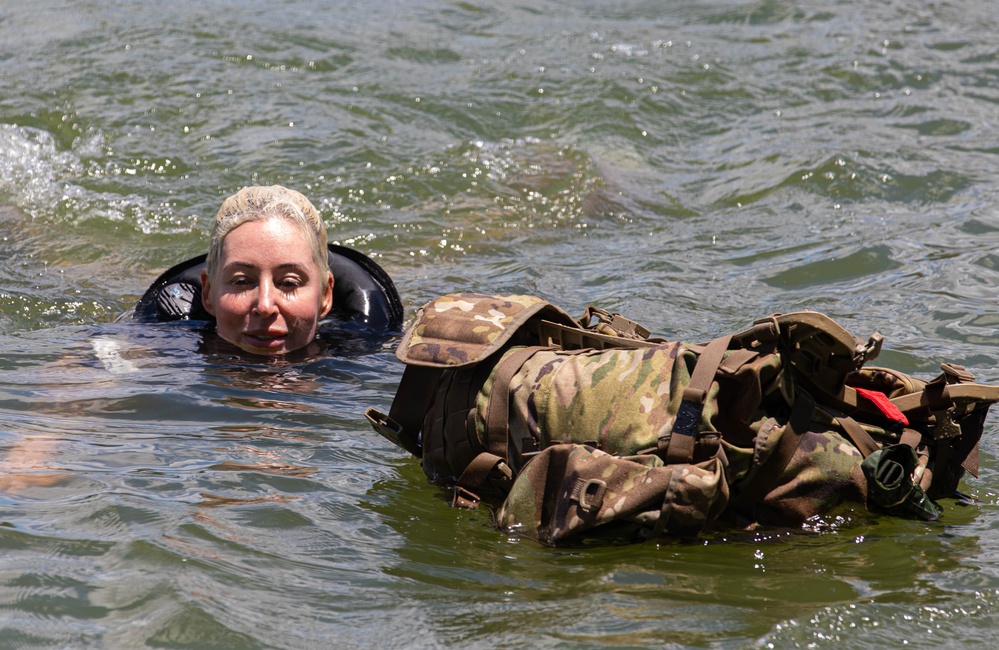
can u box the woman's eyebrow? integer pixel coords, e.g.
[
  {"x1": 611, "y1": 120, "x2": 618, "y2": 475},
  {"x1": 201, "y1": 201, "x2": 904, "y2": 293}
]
[
  {"x1": 222, "y1": 261, "x2": 310, "y2": 271},
  {"x1": 222, "y1": 261, "x2": 259, "y2": 270}
]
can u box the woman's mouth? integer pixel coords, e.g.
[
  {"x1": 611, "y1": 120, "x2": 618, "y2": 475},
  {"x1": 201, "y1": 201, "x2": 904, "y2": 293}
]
[{"x1": 243, "y1": 331, "x2": 288, "y2": 349}]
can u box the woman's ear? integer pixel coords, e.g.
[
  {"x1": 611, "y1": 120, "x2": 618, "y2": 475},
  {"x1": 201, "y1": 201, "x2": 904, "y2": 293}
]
[
  {"x1": 200, "y1": 269, "x2": 217, "y2": 316},
  {"x1": 320, "y1": 271, "x2": 334, "y2": 317}
]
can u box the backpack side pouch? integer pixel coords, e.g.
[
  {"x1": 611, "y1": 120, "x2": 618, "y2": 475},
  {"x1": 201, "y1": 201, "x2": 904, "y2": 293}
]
[{"x1": 496, "y1": 443, "x2": 729, "y2": 545}]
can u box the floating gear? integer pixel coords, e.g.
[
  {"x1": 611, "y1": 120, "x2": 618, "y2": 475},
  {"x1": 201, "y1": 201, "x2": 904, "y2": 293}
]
[{"x1": 367, "y1": 293, "x2": 999, "y2": 545}]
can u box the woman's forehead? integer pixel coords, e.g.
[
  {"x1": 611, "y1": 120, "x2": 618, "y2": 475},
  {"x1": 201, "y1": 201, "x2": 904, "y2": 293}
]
[{"x1": 221, "y1": 218, "x2": 317, "y2": 264}]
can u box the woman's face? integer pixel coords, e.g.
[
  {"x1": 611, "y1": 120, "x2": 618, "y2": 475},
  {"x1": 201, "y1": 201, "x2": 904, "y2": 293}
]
[{"x1": 201, "y1": 217, "x2": 333, "y2": 355}]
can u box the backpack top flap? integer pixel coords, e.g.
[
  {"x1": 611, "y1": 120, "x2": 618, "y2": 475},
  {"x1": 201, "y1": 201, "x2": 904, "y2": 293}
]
[
  {"x1": 729, "y1": 311, "x2": 883, "y2": 405},
  {"x1": 396, "y1": 293, "x2": 579, "y2": 368}
]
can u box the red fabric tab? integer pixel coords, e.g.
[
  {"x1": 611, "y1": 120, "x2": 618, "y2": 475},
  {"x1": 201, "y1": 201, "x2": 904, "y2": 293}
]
[{"x1": 854, "y1": 386, "x2": 909, "y2": 426}]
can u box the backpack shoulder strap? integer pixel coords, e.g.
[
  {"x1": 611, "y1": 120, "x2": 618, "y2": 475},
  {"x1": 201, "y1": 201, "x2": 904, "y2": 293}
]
[
  {"x1": 365, "y1": 364, "x2": 442, "y2": 458},
  {"x1": 660, "y1": 334, "x2": 732, "y2": 464},
  {"x1": 450, "y1": 345, "x2": 550, "y2": 507}
]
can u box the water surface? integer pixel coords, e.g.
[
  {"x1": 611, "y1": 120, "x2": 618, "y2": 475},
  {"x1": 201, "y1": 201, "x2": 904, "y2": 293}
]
[{"x1": 3, "y1": 1, "x2": 999, "y2": 648}]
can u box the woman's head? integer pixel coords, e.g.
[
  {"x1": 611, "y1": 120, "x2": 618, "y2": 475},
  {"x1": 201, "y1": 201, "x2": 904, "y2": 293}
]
[
  {"x1": 206, "y1": 185, "x2": 330, "y2": 280},
  {"x1": 201, "y1": 185, "x2": 334, "y2": 355}
]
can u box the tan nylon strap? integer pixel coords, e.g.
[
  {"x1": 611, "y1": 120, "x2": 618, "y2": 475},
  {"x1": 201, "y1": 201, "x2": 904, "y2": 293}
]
[
  {"x1": 663, "y1": 335, "x2": 732, "y2": 464},
  {"x1": 891, "y1": 382, "x2": 999, "y2": 414},
  {"x1": 889, "y1": 386, "x2": 948, "y2": 414},
  {"x1": 836, "y1": 415, "x2": 880, "y2": 458},
  {"x1": 453, "y1": 451, "x2": 513, "y2": 506},
  {"x1": 686, "y1": 334, "x2": 732, "y2": 402},
  {"x1": 900, "y1": 428, "x2": 922, "y2": 448},
  {"x1": 963, "y1": 444, "x2": 980, "y2": 476},
  {"x1": 484, "y1": 346, "x2": 548, "y2": 460}
]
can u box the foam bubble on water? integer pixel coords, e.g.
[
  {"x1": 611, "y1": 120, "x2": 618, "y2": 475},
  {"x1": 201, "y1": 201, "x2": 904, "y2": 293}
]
[
  {"x1": 759, "y1": 588, "x2": 999, "y2": 649},
  {"x1": 0, "y1": 123, "x2": 85, "y2": 214},
  {"x1": 609, "y1": 43, "x2": 649, "y2": 57},
  {"x1": 0, "y1": 123, "x2": 197, "y2": 235}
]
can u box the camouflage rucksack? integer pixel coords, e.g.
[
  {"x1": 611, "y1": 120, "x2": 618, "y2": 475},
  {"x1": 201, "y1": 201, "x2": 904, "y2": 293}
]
[{"x1": 366, "y1": 293, "x2": 999, "y2": 545}]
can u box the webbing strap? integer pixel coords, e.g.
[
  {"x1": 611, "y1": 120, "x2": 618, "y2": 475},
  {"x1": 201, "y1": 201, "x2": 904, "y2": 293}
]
[
  {"x1": 900, "y1": 428, "x2": 922, "y2": 448},
  {"x1": 662, "y1": 335, "x2": 732, "y2": 464},
  {"x1": 734, "y1": 391, "x2": 815, "y2": 513},
  {"x1": 889, "y1": 383, "x2": 951, "y2": 415},
  {"x1": 453, "y1": 451, "x2": 513, "y2": 508},
  {"x1": 484, "y1": 346, "x2": 548, "y2": 459},
  {"x1": 836, "y1": 415, "x2": 880, "y2": 458},
  {"x1": 365, "y1": 364, "x2": 443, "y2": 457},
  {"x1": 963, "y1": 444, "x2": 980, "y2": 476}
]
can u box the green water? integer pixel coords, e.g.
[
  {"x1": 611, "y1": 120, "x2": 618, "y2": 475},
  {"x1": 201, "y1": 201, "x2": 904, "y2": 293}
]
[{"x1": 2, "y1": 1, "x2": 999, "y2": 647}]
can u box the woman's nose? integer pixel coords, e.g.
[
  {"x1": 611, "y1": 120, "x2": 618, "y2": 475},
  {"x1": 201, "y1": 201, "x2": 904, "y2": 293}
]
[{"x1": 252, "y1": 280, "x2": 279, "y2": 316}]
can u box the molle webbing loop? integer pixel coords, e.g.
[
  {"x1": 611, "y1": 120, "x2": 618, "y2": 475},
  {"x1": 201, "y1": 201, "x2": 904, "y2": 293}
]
[
  {"x1": 577, "y1": 306, "x2": 653, "y2": 341},
  {"x1": 537, "y1": 319, "x2": 662, "y2": 352},
  {"x1": 452, "y1": 453, "x2": 512, "y2": 509},
  {"x1": 661, "y1": 334, "x2": 732, "y2": 465}
]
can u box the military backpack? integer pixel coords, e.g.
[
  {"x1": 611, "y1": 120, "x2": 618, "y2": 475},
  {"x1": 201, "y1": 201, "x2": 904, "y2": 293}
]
[{"x1": 366, "y1": 293, "x2": 999, "y2": 545}]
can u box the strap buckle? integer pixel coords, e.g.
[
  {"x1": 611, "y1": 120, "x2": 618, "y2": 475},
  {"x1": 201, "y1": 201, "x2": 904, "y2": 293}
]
[
  {"x1": 451, "y1": 485, "x2": 481, "y2": 509},
  {"x1": 571, "y1": 478, "x2": 607, "y2": 512},
  {"x1": 855, "y1": 333, "x2": 883, "y2": 366},
  {"x1": 364, "y1": 407, "x2": 422, "y2": 457}
]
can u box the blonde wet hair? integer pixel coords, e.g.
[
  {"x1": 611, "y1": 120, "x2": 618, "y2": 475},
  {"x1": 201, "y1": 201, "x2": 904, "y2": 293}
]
[{"x1": 205, "y1": 185, "x2": 330, "y2": 279}]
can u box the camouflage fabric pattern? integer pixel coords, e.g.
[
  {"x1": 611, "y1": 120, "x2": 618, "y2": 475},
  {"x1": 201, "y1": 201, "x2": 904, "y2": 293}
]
[
  {"x1": 496, "y1": 444, "x2": 729, "y2": 543},
  {"x1": 750, "y1": 428, "x2": 866, "y2": 523},
  {"x1": 492, "y1": 343, "x2": 793, "y2": 460},
  {"x1": 482, "y1": 341, "x2": 871, "y2": 539},
  {"x1": 371, "y1": 293, "x2": 999, "y2": 545},
  {"x1": 478, "y1": 344, "x2": 688, "y2": 465},
  {"x1": 396, "y1": 293, "x2": 576, "y2": 367}
]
